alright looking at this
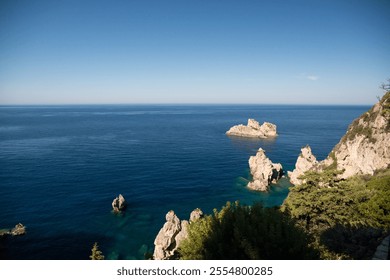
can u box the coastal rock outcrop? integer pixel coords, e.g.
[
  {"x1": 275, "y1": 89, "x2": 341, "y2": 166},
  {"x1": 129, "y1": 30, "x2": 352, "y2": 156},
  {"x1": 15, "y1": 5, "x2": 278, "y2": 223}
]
[
  {"x1": 153, "y1": 211, "x2": 183, "y2": 260},
  {"x1": 248, "y1": 148, "x2": 283, "y2": 191},
  {"x1": 288, "y1": 91, "x2": 390, "y2": 185},
  {"x1": 328, "y1": 95, "x2": 390, "y2": 178},
  {"x1": 288, "y1": 145, "x2": 318, "y2": 185},
  {"x1": 226, "y1": 119, "x2": 278, "y2": 138},
  {"x1": 190, "y1": 208, "x2": 204, "y2": 222},
  {"x1": 153, "y1": 209, "x2": 203, "y2": 260},
  {"x1": 112, "y1": 194, "x2": 127, "y2": 213},
  {"x1": 0, "y1": 223, "x2": 26, "y2": 237}
]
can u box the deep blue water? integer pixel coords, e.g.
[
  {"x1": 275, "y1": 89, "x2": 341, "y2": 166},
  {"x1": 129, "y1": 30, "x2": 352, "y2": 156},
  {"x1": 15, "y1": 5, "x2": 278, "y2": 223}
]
[{"x1": 0, "y1": 105, "x2": 369, "y2": 260}]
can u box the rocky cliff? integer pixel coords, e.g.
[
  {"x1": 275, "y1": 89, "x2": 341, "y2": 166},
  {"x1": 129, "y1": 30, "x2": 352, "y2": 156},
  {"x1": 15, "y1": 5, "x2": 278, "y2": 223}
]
[
  {"x1": 328, "y1": 92, "x2": 390, "y2": 178},
  {"x1": 153, "y1": 209, "x2": 203, "y2": 260},
  {"x1": 288, "y1": 146, "x2": 318, "y2": 185},
  {"x1": 289, "y1": 91, "x2": 390, "y2": 184},
  {"x1": 248, "y1": 148, "x2": 283, "y2": 191},
  {"x1": 226, "y1": 119, "x2": 278, "y2": 138}
]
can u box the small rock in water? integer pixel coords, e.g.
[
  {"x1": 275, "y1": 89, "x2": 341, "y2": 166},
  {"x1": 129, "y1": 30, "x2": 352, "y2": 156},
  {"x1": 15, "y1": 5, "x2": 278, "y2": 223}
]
[
  {"x1": 112, "y1": 194, "x2": 127, "y2": 213},
  {"x1": 0, "y1": 223, "x2": 26, "y2": 237}
]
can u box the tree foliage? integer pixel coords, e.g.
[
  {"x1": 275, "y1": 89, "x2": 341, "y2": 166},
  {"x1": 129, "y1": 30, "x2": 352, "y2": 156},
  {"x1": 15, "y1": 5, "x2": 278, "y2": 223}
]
[
  {"x1": 282, "y1": 168, "x2": 390, "y2": 259},
  {"x1": 178, "y1": 202, "x2": 318, "y2": 260},
  {"x1": 90, "y1": 242, "x2": 105, "y2": 260}
]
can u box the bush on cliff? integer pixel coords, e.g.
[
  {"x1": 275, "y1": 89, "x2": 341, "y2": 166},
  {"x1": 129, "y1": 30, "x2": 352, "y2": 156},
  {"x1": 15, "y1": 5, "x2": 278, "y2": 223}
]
[{"x1": 178, "y1": 202, "x2": 318, "y2": 260}]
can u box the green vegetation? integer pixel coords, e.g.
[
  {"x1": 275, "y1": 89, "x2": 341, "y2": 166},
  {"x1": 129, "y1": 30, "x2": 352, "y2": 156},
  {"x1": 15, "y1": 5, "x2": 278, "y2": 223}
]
[
  {"x1": 282, "y1": 168, "x2": 390, "y2": 259},
  {"x1": 90, "y1": 242, "x2": 105, "y2": 260},
  {"x1": 178, "y1": 202, "x2": 319, "y2": 260}
]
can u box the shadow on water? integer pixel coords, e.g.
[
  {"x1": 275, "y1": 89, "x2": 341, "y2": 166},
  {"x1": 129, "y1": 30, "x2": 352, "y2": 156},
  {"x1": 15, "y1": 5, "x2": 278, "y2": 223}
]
[{"x1": 0, "y1": 231, "x2": 112, "y2": 260}]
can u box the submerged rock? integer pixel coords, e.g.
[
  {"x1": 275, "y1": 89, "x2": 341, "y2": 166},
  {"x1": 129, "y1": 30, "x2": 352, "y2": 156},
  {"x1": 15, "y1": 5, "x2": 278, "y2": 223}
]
[
  {"x1": 226, "y1": 119, "x2": 278, "y2": 138},
  {"x1": 112, "y1": 194, "x2": 127, "y2": 213},
  {"x1": 247, "y1": 148, "x2": 283, "y2": 191},
  {"x1": 288, "y1": 145, "x2": 318, "y2": 185}
]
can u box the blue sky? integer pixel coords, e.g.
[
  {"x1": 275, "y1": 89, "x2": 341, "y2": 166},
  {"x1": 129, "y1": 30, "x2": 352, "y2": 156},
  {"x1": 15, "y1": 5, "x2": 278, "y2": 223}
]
[{"x1": 0, "y1": 0, "x2": 389, "y2": 105}]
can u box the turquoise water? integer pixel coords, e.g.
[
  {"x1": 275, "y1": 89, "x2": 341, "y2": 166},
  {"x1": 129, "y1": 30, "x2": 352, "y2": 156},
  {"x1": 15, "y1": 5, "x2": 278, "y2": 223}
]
[{"x1": 0, "y1": 105, "x2": 369, "y2": 259}]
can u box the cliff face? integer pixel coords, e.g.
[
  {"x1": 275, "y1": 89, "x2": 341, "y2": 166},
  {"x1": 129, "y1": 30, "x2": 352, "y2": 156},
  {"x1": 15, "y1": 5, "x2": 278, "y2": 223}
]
[
  {"x1": 153, "y1": 209, "x2": 203, "y2": 260},
  {"x1": 288, "y1": 146, "x2": 318, "y2": 185},
  {"x1": 328, "y1": 93, "x2": 390, "y2": 178},
  {"x1": 288, "y1": 92, "x2": 390, "y2": 184}
]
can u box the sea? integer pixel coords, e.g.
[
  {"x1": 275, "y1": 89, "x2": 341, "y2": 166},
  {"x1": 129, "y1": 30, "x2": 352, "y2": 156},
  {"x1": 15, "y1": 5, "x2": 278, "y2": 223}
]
[{"x1": 0, "y1": 104, "x2": 369, "y2": 260}]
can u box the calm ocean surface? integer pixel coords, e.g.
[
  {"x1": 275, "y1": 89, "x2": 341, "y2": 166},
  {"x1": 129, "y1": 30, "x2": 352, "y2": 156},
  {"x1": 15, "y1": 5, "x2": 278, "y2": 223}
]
[{"x1": 0, "y1": 105, "x2": 369, "y2": 259}]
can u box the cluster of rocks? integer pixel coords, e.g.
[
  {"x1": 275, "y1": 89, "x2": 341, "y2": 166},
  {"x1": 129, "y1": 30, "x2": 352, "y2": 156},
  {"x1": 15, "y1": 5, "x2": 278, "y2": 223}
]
[
  {"x1": 248, "y1": 148, "x2": 283, "y2": 191},
  {"x1": 0, "y1": 223, "x2": 26, "y2": 237},
  {"x1": 153, "y1": 208, "x2": 203, "y2": 260},
  {"x1": 112, "y1": 194, "x2": 127, "y2": 213},
  {"x1": 226, "y1": 119, "x2": 278, "y2": 138}
]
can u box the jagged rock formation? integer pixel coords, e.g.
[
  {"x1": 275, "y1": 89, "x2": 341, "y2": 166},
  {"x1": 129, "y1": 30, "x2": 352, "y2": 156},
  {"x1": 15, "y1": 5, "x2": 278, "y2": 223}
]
[
  {"x1": 190, "y1": 208, "x2": 204, "y2": 222},
  {"x1": 153, "y1": 209, "x2": 203, "y2": 260},
  {"x1": 248, "y1": 148, "x2": 283, "y2": 191},
  {"x1": 288, "y1": 145, "x2": 318, "y2": 185},
  {"x1": 226, "y1": 119, "x2": 278, "y2": 138},
  {"x1": 112, "y1": 194, "x2": 126, "y2": 213},
  {"x1": 288, "y1": 92, "x2": 390, "y2": 184},
  {"x1": 0, "y1": 223, "x2": 26, "y2": 237}
]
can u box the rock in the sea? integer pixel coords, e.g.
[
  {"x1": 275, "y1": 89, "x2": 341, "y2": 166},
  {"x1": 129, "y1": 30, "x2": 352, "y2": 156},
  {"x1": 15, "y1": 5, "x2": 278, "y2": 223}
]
[
  {"x1": 153, "y1": 209, "x2": 203, "y2": 260},
  {"x1": 10, "y1": 223, "x2": 26, "y2": 236},
  {"x1": 288, "y1": 145, "x2": 318, "y2": 185},
  {"x1": 247, "y1": 148, "x2": 283, "y2": 191},
  {"x1": 112, "y1": 194, "x2": 126, "y2": 213},
  {"x1": 226, "y1": 119, "x2": 278, "y2": 138},
  {"x1": 0, "y1": 223, "x2": 26, "y2": 237}
]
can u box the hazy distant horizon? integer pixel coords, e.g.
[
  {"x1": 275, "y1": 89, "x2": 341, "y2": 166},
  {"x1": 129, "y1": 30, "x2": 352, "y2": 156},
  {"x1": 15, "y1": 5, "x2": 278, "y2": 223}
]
[{"x1": 1, "y1": 0, "x2": 389, "y2": 105}]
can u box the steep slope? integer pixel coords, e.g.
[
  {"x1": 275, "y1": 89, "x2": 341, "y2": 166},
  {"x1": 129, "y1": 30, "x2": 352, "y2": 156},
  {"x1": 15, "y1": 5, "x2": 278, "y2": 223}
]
[
  {"x1": 328, "y1": 91, "x2": 390, "y2": 178},
  {"x1": 289, "y1": 91, "x2": 390, "y2": 184}
]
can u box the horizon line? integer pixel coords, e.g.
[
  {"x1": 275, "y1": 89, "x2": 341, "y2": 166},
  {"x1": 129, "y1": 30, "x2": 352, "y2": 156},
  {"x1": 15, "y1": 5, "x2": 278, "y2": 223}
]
[{"x1": 0, "y1": 102, "x2": 373, "y2": 107}]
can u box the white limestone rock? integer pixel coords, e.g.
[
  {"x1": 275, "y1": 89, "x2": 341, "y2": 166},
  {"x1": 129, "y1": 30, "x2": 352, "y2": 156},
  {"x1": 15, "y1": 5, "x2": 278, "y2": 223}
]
[
  {"x1": 226, "y1": 119, "x2": 278, "y2": 138},
  {"x1": 288, "y1": 145, "x2": 318, "y2": 185},
  {"x1": 112, "y1": 194, "x2": 126, "y2": 213},
  {"x1": 0, "y1": 223, "x2": 26, "y2": 237},
  {"x1": 288, "y1": 92, "x2": 390, "y2": 183},
  {"x1": 190, "y1": 208, "x2": 204, "y2": 223},
  {"x1": 247, "y1": 148, "x2": 283, "y2": 191},
  {"x1": 153, "y1": 208, "x2": 203, "y2": 260},
  {"x1": 330, "y1": 100, "x2": 390, "y2": 178}
]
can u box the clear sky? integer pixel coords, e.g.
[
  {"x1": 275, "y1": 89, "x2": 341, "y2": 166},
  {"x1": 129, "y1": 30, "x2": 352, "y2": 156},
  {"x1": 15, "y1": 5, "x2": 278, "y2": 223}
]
[{"x1": 0, "y1": 0, "x2": 389, "y2": 105}]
